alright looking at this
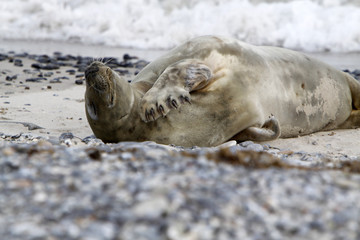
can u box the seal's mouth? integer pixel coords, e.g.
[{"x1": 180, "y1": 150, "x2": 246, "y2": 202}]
[{"x1": 85, "y1": 61, "x2": 116, "y2": 108}]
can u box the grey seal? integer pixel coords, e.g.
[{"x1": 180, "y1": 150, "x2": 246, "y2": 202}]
[{"x1": 84, "y1": 36, "x2": 360, "y2": 147}]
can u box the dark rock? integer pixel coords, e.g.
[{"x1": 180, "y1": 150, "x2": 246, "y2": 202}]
[
  {"x1": 123, "y1": 54, "x2": 138, "y2": 61},
  {"x1": 0, "y1": 121, "x2": 43, "y2": 130},
  {"x1": 65, "y1": 54, "x2": 77, "y2": 61},
  {"x1": 353, "y1": 69, "x2": 360, "y2": 76},
  {"x1": 50, "y1": 76, "x2": 69, "y2": 83},
  {"x1": 59, "y1": 132, "x2": 74, "y2": 141},
  {"x1": 20, "y1": 122, "x2": 44, "y2": 130},
  {"x1": 23, "y1": 69, "x2": 40, "y2": 74},
  {"x1": 55, "y1": 55, "x2": 70, "y2": 61},
  {"x1": 134, "y1": 60, "x2": 149, "y2": 69},
  {"x1": 66, "y1": 69, "x2": 76, "y2": 75},
  {"x1": 114, "y1": 69, "x2": 130, "y2": 75},
  {"x1": 44, "y1": 72, "x2": 54, "y2": 77},
  {"x1": 73, "y1": 63, "x2": 89, "y2": 72},
  {"x1": 118, "y1": 61, "x2": 134, "y2": 68},
  {"x1": 76, "y1": 74, "x2": 84, "y2": 78},
  {"x1": 13, "y1": 59, "x2": 23, "y2": 67},
  {"x1": 6, "y1": 75, "x2": 17, "y2": 81},
  {"x1": 75, "y1": 79, "x2": 83, "y2": 85},
  {"x1": 15, "y1": 53, "x2": 28, "y2": 58},
  {"x1": 82, "y1": 135, "x2": 96, "y2": 143},
  {"x1": 31, "y1": 63, "x2": 60, "y2": 70},
  {"x1": 76, "y1": 56, "x2": 93, "y2": 64},
  {"x1": 26, "y1": 77, "x2": 47, "y2": 82},
  {"x1": 57, "y1": 61, "x2": 74, "y2": 67},
  {"x1": 102, "y1": 57, "x2": 118, "y2": 64},
  {"x1": 43, "y1": 63, "x2": 60, "y2": 70},
  {"x1": 36, "y1": 55, "x2": 52, "y2": 63},
  {"x1": 86, "y1": 148, "x2": 102, "y2": 160},
  {"x1": 50, "y1": 79, "x2": 62, "y2": 83},
  {"x1": 0, "y1": 54, "x2": 8, "y2": 61},
  {"x1": 27, "y1": 54, "x2": 37, "y2": 60}
]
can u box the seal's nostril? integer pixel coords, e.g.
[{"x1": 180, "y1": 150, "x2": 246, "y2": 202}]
[{"x1": 85, "y1": 65, "x2": 99, "y2": 79}]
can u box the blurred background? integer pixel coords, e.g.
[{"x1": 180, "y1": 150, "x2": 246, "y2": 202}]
[{"x1": 0, "y1": 0, "x2": 359, "y2": 52}]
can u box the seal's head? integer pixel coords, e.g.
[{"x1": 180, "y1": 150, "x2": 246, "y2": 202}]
[{"x1": 84, "y1": 61, "x2": 134, "y2": 141}]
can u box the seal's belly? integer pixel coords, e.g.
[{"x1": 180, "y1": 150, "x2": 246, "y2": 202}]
[
  {"x1": 144, "y1": 89, "x2": 253, "y2": 147},
  {"x1": 263, "y1": 74, "x2": 353, "y2": 137}
]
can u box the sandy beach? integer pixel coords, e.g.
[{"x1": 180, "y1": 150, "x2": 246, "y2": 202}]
[
  {"x1": 2, "y1": 0, "x2": 360, "y2": 238},
  {"x1": 2, "y1": 40, "x2": 360, "y2": 239},
  {"x1": 1, "y1": 39, "x2": 360, "y2": 156}
]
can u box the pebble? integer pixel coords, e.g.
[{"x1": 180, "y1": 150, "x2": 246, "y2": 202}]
[
  {"x1": 66, "y1": 69, "x2": 76, "y2": 75},
  {"x1": 15, "y1": 53, "x2": 28, "y2": 58},
  {"x1": 345, "y1": 69, "x2": 360, "y2": 80},
  {"x1": 123, "y1": 54, "x2": 137, "y2": 61},
  {"x1": 14, "y1": 59, "x2": 23, "y2": 67},
  {"x1": 352, "y1": 69, "x2": 360, "y2": 76},
  {"x1": 134, "y1": 60, "x2": 149, "y2": 69},
  {"x1": 75, "y1": 79, "x2": 84, "y2": 85},
  {"x1": 115, "y1": 69, "x2": 130, "y2": 75},
  {"x1": 26, "y1": 77, "x2": 47, "y2": 82},
  {"x1": 0, "y1": 53, "x2": 8, "y2": 61},
  {"x1": 6, "y1": 75, "x2": 17, "y2": 81},
  {"x1": 31, "y1": 63, "x2": 60, "y2": 70},
  {"x1": 75, "y1": 74, "x2": 84, "y2": 78}
]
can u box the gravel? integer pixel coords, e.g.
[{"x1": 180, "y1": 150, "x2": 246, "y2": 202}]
[{"x1": 1, "y1": 134, "x2": 360, "y2": 240}]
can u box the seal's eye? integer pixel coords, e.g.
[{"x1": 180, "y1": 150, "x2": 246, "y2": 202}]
[{"x1": 87, "y1": 101, "x2": 98, "y2": 120}]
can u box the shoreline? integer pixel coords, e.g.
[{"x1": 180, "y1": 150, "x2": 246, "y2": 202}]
[
  {"x1": 1, "y1": 39, "x2": 360, "y2": 70},
  {"x1": 0, "y1": 39, "x2": 166, "y2": 61}
]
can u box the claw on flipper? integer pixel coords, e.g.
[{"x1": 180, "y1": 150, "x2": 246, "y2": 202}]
[
  {"x1": 145, "y1": 110, "x2": 150, "y2": 122},
  {"x1": 158, "y1": 104, "x2": 165, "y2": 117},
  {"x1": 149, "y1": 108, "x2": 156, "y2": 121},
  {"x1": 171, "y1": 99, "x2": 178, "y2": 109}
]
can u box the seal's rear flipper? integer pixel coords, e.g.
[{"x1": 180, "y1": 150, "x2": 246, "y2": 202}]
[
  {"x1": 338, "y1": 110, "x2": 360, "y2": 129},
  {"x1": 231, "y1": 116, "x2": 281, "y2": 142}
]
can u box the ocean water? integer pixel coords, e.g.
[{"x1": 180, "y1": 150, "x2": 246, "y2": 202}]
[{"x1": 1, "y1": 0, "x2": 360, "y2": 52}]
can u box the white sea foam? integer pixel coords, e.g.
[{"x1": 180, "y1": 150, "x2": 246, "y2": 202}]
[{"x1": 1, "y1": 0, "x2": 360, "y2": 52}]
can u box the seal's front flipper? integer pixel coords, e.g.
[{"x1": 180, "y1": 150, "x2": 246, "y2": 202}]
[
  {"x1": 139, "y1": 59, "x2": 212, "y2": 122},
  {"x1": 232, "y1": 116, "x2": 281, "y2": 142}
]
